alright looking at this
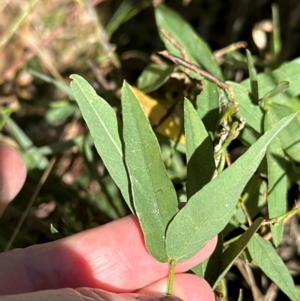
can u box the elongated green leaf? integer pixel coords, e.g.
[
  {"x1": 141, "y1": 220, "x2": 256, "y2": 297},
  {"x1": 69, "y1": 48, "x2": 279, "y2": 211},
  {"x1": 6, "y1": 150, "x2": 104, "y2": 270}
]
[
  {"x1": 196, "y1": 79, "x2": 219, "y2": 137},
  {"x1": 155, "y1": 5, "x2": 222, "y2": 79},
  {"x1": 264, "y1": 109, "x2": 287, "y2": 246},
  {"x1": 202, "y1": 233, "x2": 223, "y2": 282},
  {"x1": 165, "y1": 112, "x2": 297, "y2": 262},
  {"x1": 262, "y1": 81, "x2": 289, "y2": 100},
  {"x1": 211, "y1": 217, "x2": 263, "y2": 289},
  {"x1": 70, "y1": 75, "x2": 132, "y2": 211},
  {"x1": 242, "y1": 57, "x2": 300, "y2": 105},
  {"x1": 184, "y1": 99, "x2": 215, "y2": 198},
  {"x1": 267, "y1": 103, "x2": 300, "y2": 162},
  {"x1": 122, "y1": 81, "x2": 178, "y2": 262},
  {"x1": 137, "y1": 64, "x2": 175, "y2": 93},
  {"x1": 228, "y1": 82, "x2": 264, "y2": 133},
  {"x1": 31, "y1": 69, "x2": 73, "y2": 97},
  {"x1": 248, "y1": 235, "x2": 300, "y2": 301},
  {"x1": 233, "y1": 175, "x2": 266, "y2": 225},
  {"x1": 106, "y1": 0, "x2": 151, "y2": 35},
  {"x1": 246, "y1": 49, "x2": 259, "y2": 103}
]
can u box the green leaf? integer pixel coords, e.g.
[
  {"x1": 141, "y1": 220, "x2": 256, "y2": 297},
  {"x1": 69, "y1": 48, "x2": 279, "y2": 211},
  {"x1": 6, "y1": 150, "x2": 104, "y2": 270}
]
[
  {"x1": 241, "y1": 57, "x2": 300, "y2": 105},
  {"x1": 203, "y1": 233, "x2": 223, "y2": 283},
  {"x1": 50, "y1": 223, "x2": 59, "y2": 234},
  {"x1": 70, "y1": 75, "x2": 132, "y2": 211},
  {"x1": 248, "y1": 235, "x2": 300, "y2": 301},
  {"x1": 5, "y1": 117, "x2": 49, "y2": 170},
  {"x1": 184, "y1": 98, "x2": 215, "y2": 198},
  {"x1": 262, "y1": 81, "x2": 289, "y2": 100},
  {"x1": 137, "y1": 64, "x2": 175, "y2": 93},
  {"x1": 211, "y1": 217, "x2": 264, "y2": 289},
  {"x1": 30, "y1": 69, "x2": 73, "y2": 97},
  {"x1": 266, "y1": 103, "x2": 300, "y2": 162},
  {"x1": 106, "y1": 0, "x2": 151, "y2": 35},
  {"x1": 246, "y1": 49, "x2": 259, "y2": 103},
  {"x1": 233, "y1": 174, "x2": 266, "y2": 225},
  {"x1": 45, "y1": 101, "x2": 78, "y2": 124},
  {"x1": 165, "y1": 112, "x2": 297, "y2": 262},
  {"x1": 264, "y1": 109, "x2": 287, "y2": 246},
  {"x1": 196, "y1": 79, "x2": 219, "y2": 138},
  {"x1": 122, "y1": 81, "x2": 178, "y2": 262},
  {"x1": 155, "y1": 4, "x2": 222, "y2": 79},
  {"x1": 228, "y1": 82, "x2": 264, "y2": 133}
]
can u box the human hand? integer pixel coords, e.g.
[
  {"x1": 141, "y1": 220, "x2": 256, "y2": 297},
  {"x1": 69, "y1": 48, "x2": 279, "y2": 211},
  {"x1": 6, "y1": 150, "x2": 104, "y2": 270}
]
[{"x1": 0, "y1": 144, "x2": 217, "y2": 301}]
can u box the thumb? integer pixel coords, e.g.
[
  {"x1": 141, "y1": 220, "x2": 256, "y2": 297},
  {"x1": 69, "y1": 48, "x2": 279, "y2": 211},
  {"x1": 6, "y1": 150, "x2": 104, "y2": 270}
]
[{"x1": 0, "y1": 144, "x2": 27, "y2": 216}]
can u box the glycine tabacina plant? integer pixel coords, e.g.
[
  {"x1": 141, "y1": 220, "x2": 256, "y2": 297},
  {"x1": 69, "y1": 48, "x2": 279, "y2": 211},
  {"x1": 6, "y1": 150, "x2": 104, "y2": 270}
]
[{"x1": 70, "y1": 4, "x2": 300, "y2": 300}]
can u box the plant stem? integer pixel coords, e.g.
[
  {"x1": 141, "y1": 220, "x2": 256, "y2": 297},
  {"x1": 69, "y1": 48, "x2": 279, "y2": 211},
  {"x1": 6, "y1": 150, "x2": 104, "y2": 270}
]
[{"x1": 167, "y1": 260, "x2": 176, "y2": 296}]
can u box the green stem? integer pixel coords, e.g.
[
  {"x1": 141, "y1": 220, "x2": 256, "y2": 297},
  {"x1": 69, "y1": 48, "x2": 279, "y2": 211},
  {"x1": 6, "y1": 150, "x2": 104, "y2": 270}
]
[{"x1": 167, "y1": 260, "x2": 176, "y2": 296}]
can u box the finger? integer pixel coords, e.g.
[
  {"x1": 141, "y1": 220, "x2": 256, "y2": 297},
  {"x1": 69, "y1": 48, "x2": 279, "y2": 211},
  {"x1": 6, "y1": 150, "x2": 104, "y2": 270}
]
[
  {"x1": 0, "y1": 145, "x2": 27, "y2": 216},
  {"x1": 0, "y1": 287, "x2": 182, "y2": 301},
  {"x1": 0, "y1": 215, "x2": 217, "y2": 294},
  {"x1": 137, "y1": 273, "x2": 215, "y2": 301}
]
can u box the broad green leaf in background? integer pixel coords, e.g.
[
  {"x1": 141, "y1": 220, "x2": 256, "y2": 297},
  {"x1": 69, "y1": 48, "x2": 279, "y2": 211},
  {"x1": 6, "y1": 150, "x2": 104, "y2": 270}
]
[
  {"x1": 264, "y1": 108, "x2": 287, "y2": 246},
  {"x1": 165, "y1": 112, "x2": 297, "y2": 262},
  {"x1": 106, "y1": 0, "x2": 151, "y2": 35},
  {"x1": 248, "y1": 235, "x2": 300, "y2": 301},
  {"x1": 192, "y1": 234, "x2": 223, "y2": 281},
  {"x1": 196, "y1": 79, "x2": 219, "y2": 138},
  {"x1": 184, "y1": 98, "x2": 215, "y2": 199},
  {"x1": 233, "y1": 175, "x2": 266, "y2": 226},
  {"x1": 201, "y1": 233, "x2": 223, "y2": 282},
  {"x1": 137, "y1": 64, "x2": 175, "y2": 93},
  {"x1": 241, "y1": 57, "x2": 300, "y2": 105},
  {"x1": 239, "y1": 126, "x2": 260, "y2": 148},
  {"x1": 262, "y1": 81, "x2": 289, "y2": 100},
  {"x1": 70, "y1": 75, "x2": 132, "y2": 211},
  {"x1": 228, "y1": 82, "x2": 264, "y2": 133},
  {"x1": 266, "y1": 103, "x2": 300, "y2": 162},
  {"x1": 211, "y1": 217, "x2": 264, "y2": 289},
  {"x1": 155, "y1": 4, "x2": 222, "y2": 79},
  {"x1": 122, "y1": 82, "x2": 178, "y2": 262},
  {"x1": 246, "y1": 49, "x2": 259, "y2": 103},
  {"x1": 45, "y1": 100, "x2": 78, "y2": 124}
]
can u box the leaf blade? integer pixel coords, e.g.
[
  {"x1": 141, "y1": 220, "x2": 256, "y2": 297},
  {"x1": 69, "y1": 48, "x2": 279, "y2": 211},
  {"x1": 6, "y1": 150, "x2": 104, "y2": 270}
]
[
  {"x1": 70, "y1": 75, "x2": 132, "y2": 210},
  {"x1": 155, "y1": 4, "x2": 222, "y2": 79},
  {"x1": 211, "y1": 217, "x2": 264, "y2": 289},
  {"x1": 248, "y1": 235, "x2": 300, "y2": 301},
  {"x1": 166, "y1": 112, "x2": 297, "y2": 262},
  {"x1": 264, "y1": 109, "x2": 287, "y2": 246},
  {"x1": 184, "y1": 98, "x2": 215, "y2": 198},
  {"x1": 122, "y1": 81, "x2": 178, "y2": 262}
]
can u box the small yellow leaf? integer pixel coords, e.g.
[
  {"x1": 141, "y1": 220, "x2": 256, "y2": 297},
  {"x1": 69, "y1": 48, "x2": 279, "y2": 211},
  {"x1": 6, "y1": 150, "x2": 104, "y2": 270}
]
[{"x1": 131, "y1": 87, "x2": 185, "y2": 144}]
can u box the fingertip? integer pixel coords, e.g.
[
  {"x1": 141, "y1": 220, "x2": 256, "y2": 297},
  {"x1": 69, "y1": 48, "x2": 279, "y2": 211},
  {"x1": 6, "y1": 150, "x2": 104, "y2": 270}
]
[
  {"x1": 0, "y1": 144, "x2": 27, "y2": 215},
  {"x1": 136, "y1": 273, "x2": 215, "y2": 301}
]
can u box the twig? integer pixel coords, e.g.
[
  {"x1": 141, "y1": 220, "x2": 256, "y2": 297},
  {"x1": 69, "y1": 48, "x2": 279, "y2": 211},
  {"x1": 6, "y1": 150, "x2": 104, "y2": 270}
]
[{"x1": 158, "y1": 50, "x2": 230, "y2": 90}]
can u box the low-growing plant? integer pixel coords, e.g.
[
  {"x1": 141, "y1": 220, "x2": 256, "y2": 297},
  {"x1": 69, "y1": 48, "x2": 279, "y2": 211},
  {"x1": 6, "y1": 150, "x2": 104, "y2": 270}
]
[{"x1": 69, "y1": 5, "x2": 300, "y2": 300}]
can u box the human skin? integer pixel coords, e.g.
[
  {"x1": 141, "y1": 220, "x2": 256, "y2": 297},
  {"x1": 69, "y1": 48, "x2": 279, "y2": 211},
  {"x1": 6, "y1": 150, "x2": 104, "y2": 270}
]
[{"x1": 0, "y1": 144, "x2": 217, "y2": 301}]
